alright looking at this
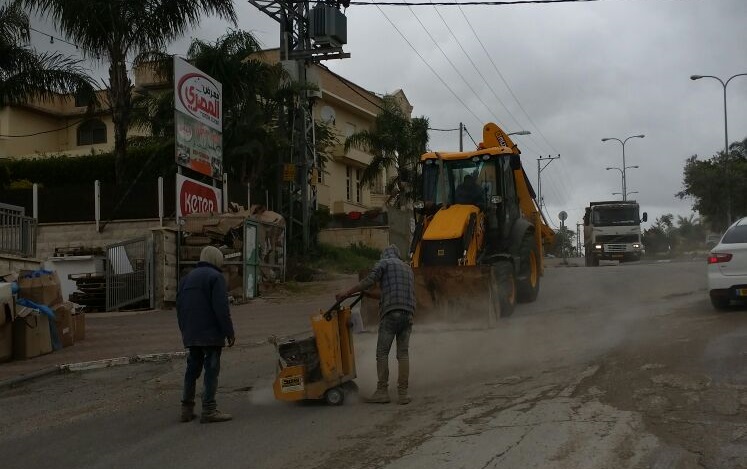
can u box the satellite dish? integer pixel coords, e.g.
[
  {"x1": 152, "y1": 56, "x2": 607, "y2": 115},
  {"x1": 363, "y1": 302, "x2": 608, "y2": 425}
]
[
  {"x1": 558, "y1": 211, "x2": 568, "y2": 221},
  {"x1": 320, "y1": 106, "x2": 336, "y2": 124}
]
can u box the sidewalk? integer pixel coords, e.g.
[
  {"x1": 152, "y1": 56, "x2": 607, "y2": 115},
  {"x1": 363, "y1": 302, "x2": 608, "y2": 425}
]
[{"x1": 0, "y1": 275, "x2": 356, "y2": 383}]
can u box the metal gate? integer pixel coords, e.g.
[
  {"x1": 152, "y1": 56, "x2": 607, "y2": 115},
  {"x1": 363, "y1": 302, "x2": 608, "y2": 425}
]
[
  {"x1": 0, "y1": 202, "x2": 37, "y2": 258},
  {"x1": 106, "y1": 236, "x2": 154, "y2": 311}
]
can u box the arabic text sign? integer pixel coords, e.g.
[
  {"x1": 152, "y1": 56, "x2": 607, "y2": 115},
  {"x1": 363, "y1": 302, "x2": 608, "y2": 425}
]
[
  {"x1": 176, "y1": 173, "x2": 222, "y2": 218},
  {"x1": 176, "y1": 112, "x2": 223, "y2": 179},
  {"x1": 174, "y1": 57, "x2": 222, "y2": 131}
]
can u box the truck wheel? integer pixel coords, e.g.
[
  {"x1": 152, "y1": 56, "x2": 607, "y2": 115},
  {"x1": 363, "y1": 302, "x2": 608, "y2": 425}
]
[
  {"x1": 591, "y1": 255, "x2": 600, "y2": 267},
  {"x1": 517, "y1": 234, "x2": 541, "y2": 303},
  {"x1": 489, "y1": 261, "x2": 516, "y2": 319}
]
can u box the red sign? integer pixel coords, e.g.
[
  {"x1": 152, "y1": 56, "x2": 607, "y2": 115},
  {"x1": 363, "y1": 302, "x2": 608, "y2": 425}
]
[{"x1": 176, "y1": 174, "x2": 222, "y2": 217}]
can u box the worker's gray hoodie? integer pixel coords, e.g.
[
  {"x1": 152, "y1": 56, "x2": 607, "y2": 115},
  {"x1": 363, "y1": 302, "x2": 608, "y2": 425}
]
[{"x1": 360, "y1": 244, "x2": 416, "y2": 317}]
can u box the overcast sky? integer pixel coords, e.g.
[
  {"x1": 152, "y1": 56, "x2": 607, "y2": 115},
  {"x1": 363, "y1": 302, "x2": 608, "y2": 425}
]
[{"x1": 30, "y1": 0, "x2": 747, "y2": 230}]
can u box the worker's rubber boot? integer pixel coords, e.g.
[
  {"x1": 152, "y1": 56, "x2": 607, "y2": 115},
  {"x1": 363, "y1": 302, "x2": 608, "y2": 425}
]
[
  {"x1": 180, "y1": 402, "x2": 195, "y2": 422},
  {"x1": 397, "y1": 358, "x2": 411, "y2": 405},
  {"x1": 200, "y1": 410, "x2": 233, "y2": 423},
  {"x1": 365, "y1": 359, "x2": 391, "y2": 403}
]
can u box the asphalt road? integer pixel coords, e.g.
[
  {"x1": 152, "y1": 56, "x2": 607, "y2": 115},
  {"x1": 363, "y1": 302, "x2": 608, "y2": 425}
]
[{"x1": 1, "y1": 259, "x2": 746, "y2": 469}]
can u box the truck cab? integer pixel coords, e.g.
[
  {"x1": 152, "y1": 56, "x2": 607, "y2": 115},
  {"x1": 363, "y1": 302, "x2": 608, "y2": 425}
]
[{"x1": 583, "y1": 201, "x2": 647, "y2": 266}]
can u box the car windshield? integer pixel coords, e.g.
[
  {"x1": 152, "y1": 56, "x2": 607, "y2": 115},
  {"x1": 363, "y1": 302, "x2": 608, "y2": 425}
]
[
  {"x1": 591, "y1": 206, "x2": 640, "y2": 226},
  {"x1": 721, "y1": 225, "x2": 747, "y2": 244},
  {"x1": 421, "y1": 158, "x2": 486, "y2": 205}
]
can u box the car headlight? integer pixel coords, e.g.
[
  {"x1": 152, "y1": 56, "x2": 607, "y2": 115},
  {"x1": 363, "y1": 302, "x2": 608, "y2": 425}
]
[
  {"x1": 594, "y1": 244, "x2": 602, "y2": 250},
  {"x1": 633, "y1": 243, "x2": 640, "y2": 248}
]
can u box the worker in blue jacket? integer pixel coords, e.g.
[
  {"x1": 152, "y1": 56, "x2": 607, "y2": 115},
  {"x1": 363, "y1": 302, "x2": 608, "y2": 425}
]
[{"x1": 177, "y1": 245, "x2": 235, "y2": 423}]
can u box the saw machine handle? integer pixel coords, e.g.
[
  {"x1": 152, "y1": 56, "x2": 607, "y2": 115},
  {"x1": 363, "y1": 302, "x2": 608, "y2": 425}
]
[{"x1": 324, "y1": 294, "x2": 363, "y2": 321}]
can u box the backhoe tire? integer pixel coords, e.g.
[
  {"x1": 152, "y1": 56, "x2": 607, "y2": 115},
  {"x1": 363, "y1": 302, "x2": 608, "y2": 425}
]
[
  {"x1": 489, "y1": 261, "x2": 516, "y2": 322},
  {"x1": 517, "y1": 234, "x2": 541, "y2": 303}
]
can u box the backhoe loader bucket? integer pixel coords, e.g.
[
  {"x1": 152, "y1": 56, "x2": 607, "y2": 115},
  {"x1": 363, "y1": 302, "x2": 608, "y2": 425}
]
[{"x1": 413, "y1": 265, "x2": 497, "y2": 326}]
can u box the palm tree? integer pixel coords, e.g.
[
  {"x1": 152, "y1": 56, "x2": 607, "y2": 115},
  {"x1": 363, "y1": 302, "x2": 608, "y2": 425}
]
[
  {"x1": 20, "y1": 0, "x2": 236, "y2": 184},
  {"x1": 344, "y1": 96, "x2": 429, "y2": 207},
  {"x1": 130, "y1": 30, "x2": 340, "y2": 202},
  {"x1": 0, "y1": 3, "x2": 94, "y2": 106}
]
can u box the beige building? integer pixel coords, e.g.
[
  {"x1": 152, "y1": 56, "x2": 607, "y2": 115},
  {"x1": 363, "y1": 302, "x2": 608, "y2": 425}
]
[
  {"x1": 0, "y1": 90, "x2": 116, "y2": 158},
  {"x1": 0, "y1": 51, "x2": 412, "y2": 215}
]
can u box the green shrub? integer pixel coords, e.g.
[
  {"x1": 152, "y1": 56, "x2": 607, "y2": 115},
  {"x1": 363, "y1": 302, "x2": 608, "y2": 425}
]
[{"x1": 305, "y1": 242, "x2": 381, "y2": 275}]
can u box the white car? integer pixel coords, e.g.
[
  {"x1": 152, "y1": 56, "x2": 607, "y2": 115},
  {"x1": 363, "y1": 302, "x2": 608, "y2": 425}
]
[{"x1": 707, "y1": 217, "x2": 747, "y2": 310}]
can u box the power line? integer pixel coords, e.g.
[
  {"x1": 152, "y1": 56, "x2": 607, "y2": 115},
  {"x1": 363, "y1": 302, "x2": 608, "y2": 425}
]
[
  {"x1": 28, "y1": 26, "x2": 79, "y2": 49},
  {"x1": 463, "y1": 127, "x2": 478, "y2": 147},
  {"x1": 349, "y1": 0, "x2": 623, "y2": 5},
  {"x1": 427, "y1": 1, "x2": 521, "y2": 131},
  {"x1": 406, "y1": 6, "x2": 495, "y2": 124},
  {"x1": 375, "y1": 5, "x2": 484, "y2": 125},
  {"x1": 0, "y1": 119, "x2": 85, "y2": 138},
  {"x1": 429, "y1": 127, "x2": 460, "y2": 131},
  {"x1": 456, "y1": 4, "x2": 559, "y2": 155}
]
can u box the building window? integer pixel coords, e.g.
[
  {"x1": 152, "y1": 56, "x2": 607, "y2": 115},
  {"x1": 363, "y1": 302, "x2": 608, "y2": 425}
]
[
  {"x1": 372, "y1": 171, "x2": 385, "y2": 194},
  {"x1": 346, "y1": 166, "x2": 352, "y2": 201},
  {"x1": 77, "y1": 119, "x2": 107, "y2": 146},
  {"x1": 345, "y1": 122, "x2": 356, "y2": 137},
  {"x1": 316, "y1": 167, "x2": 324, "y2": 185},
  {"x1": 355, "y1": 168, "x2": 362, "y2": 203}
]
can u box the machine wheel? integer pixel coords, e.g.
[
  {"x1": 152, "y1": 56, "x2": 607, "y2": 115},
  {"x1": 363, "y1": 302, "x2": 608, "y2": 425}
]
[
  {"x1": 584, "y1": 247, "x2": 592, "y2": 267},
  {"x1": 324, "y1": 387, "x2": 345, "y2": 406},
  {"x1": 517, "y1": 234, "x2": 541, "y2": 303},
  {"x1": 591, "y1": 255, "x2": 600, "y2": 267},
  {"x1": 489, "y1": 261, "x2": 516, "y2": 320}
]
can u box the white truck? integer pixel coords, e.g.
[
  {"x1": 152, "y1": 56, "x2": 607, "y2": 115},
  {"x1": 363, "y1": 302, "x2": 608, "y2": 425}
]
[{"x1": 583, "y1": 200, "x2": 647, "y2": 266}]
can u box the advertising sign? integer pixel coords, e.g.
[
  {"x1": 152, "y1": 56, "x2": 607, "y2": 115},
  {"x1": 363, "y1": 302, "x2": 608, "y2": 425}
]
[
  {"x1": 174, "y1": 57, "x2": 222, "y2": 131},
  {"x1": 176, "y1": 112, "x2": 223, "y2": 178},
  {"x1": 176, "y1": 173, "x2": 222, "y2": 218}
]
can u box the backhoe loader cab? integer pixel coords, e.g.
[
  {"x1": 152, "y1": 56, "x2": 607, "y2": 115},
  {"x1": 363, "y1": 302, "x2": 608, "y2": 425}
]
[{"x1": 408, "y1": 123, "x2": 554, "y2": 325}]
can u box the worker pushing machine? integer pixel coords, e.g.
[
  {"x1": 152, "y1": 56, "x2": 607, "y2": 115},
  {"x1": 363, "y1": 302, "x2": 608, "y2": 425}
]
[{"x1": 336, "y1": 244, "x2": 416, "y2": 405}]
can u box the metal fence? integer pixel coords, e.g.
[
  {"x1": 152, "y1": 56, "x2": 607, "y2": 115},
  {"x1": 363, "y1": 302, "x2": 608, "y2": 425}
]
[
  {"x1": 0, "y1": 203, "x2": 37, "y2": 258},
  {"x1": 105, "y1": 236, "x2": 154, "y2": 311}
]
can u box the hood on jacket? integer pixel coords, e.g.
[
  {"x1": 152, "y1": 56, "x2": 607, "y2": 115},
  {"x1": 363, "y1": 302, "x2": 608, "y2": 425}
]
[
  {"x1": 381, "y1": 244, "x2": 401, "y2": 260},
  {"x1": 200, "y1": 245, "x2": 225, "y2": 268}
]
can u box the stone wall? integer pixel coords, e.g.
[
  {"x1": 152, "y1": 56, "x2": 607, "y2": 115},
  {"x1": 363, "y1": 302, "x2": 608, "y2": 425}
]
[
  {"x1": 0, "y1": 254, "x2": 42, "y2": 278},
  {"x1": 318, "y1": 226, "x2": 389, "y2": 250},
  {"x1": 37, "y1": 219, "x2": 174, "y2": 260}
]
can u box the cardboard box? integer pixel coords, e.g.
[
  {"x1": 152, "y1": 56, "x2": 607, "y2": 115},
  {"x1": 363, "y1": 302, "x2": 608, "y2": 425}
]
[
  {"x1": 0, "y1": 322, "x2": 12, "y2": 363},
  {"x1": 12, "y1": 311, "x2": 53, "y2": 360},
  {"x1": 53, "y1": 304, "x2": 75, "y2": 348},
  {"x1": 0, "y1": 282, "x2": 15, "y2": 327},
  {"x1": 18, "y1": 270, "x2": 63, "y2": 307},
  {"x1": 72, "y1": 313, "x2": 86, "y2": 341}
]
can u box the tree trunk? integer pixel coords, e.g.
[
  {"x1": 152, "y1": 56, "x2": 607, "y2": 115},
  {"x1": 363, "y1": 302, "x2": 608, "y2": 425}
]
[{"x1": 108, "y1": 52, "x2": 132, "y2": 185}]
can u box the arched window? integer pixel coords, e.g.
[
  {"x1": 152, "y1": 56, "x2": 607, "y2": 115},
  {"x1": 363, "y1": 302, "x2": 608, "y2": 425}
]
[{"x1": 77, "y1": 119, "x2": 107, "y2": 146}]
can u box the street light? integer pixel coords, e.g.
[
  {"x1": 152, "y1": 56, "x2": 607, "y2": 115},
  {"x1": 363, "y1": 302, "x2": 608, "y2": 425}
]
[
  {"x1": 606, "y1": 165, "x2": 639, "y2": 199},
  {"x1": 508, "y1": 130, "x2": 531, "y2": 136},
  {"x1": 613, "y1": 191, "x2": 638, "y2": 198},
  {"x1": 690, "y1": 73, "x2": 747, "y2": 225},
  {"x1": 601, "y1": 135, "x2": 644, "y2": 201}
]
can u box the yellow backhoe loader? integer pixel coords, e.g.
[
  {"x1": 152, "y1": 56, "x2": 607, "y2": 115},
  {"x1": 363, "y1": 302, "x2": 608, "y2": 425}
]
[{"x1": 409, "y1": 123, "x2": 554, "y2": 325}]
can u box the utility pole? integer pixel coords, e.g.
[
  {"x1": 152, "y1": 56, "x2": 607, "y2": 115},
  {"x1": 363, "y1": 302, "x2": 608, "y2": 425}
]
[
  {"x1": 248, "y1": 0, "x2": 349, "y2": 251},
  {"x1": 536, "y1": 155, "x2": 560, "y2": 211},
  {"x1": 576, "y1": 222, "x2": 581, "y2": 257},
  {"x1": 459, "y1": 122, "x2": 464, "y2": 151}
]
